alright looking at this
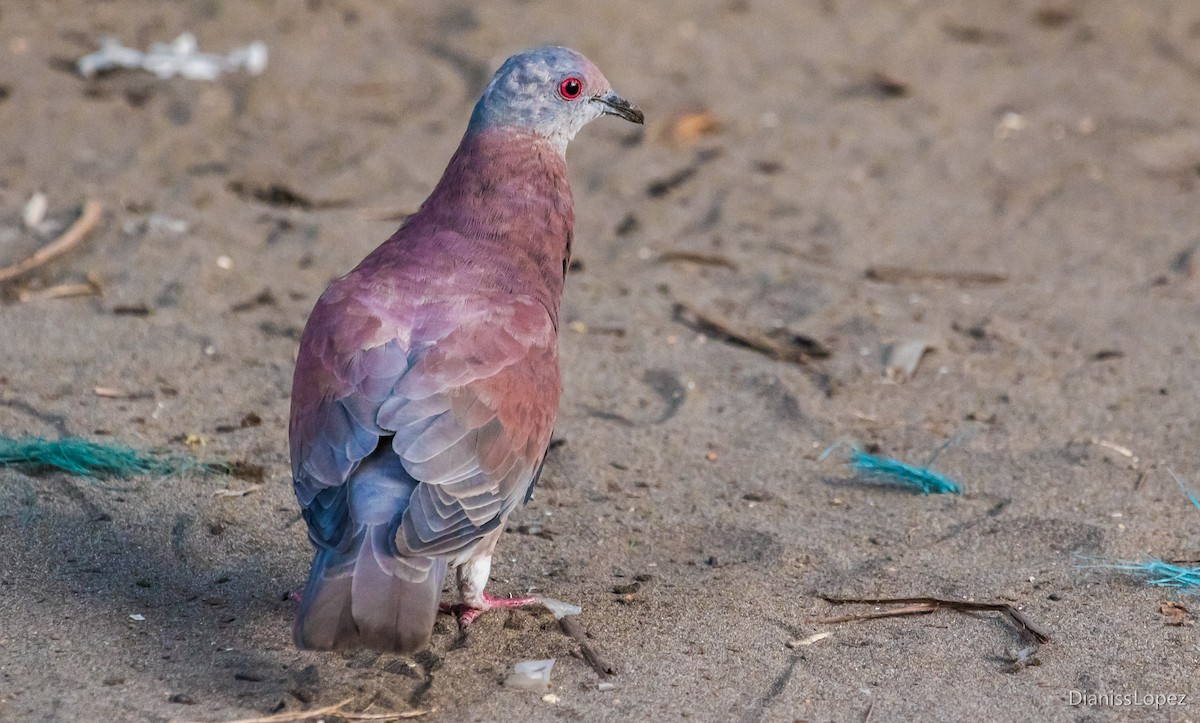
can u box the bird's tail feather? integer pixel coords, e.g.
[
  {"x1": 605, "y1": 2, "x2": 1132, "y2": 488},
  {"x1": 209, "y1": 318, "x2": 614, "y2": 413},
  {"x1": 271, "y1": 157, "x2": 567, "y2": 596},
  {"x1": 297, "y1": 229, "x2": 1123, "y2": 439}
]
[{"x1": 295, "y1": 524, "x2": 446, "y2": 653}]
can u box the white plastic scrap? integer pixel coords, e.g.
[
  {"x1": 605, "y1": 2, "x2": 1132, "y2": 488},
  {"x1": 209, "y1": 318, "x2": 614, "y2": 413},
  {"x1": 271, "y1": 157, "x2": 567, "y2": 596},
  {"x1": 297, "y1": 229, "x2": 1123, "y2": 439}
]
[
  {"x1": 22, "y1": 192, "x2": 47, "y2": 230},
  {"x1": 504, "y1": 659, "x2": 555, "y2": 692},
  {"x1": 123, "y1": 213, "x2": 190, "y2": 236},
  {"x1": 883, "y1": 339, "x2": 934, "y2": 382},
  {"x1": 786, "y1": 631, "x2": 832, "y2": 649},
  {"x1": 78, "y1": 33, "x2": 267, "y2": 80},
  {"x1": 536, "y1": 596, "x2": 582, "y2": 620}
]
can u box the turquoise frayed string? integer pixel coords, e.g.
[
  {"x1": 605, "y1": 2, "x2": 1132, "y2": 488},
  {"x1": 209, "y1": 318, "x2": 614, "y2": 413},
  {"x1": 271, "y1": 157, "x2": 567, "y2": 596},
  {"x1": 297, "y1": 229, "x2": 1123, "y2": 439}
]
[
  {"x1": 821, "y1": 442, "x2": 963, "y2": 495},
  {"x1": 1169, "y1": 469, "x2": 1200, "y2": 513},
  {"x1": 0, "y1": 435, "x2": 186, "y2": 479},
  {"x1": 1075, "y1": 555, "x2": 1200, "y2": 594},
  {"x1": 1078, "y1": 471, "x2": 1200, "y2": 594}
]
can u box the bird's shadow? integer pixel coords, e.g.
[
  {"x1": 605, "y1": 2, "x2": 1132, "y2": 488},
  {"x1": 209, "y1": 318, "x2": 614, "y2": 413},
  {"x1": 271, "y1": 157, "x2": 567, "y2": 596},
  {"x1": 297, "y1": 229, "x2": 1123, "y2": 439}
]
[{"x1": 0, "y1": 470, "x2": 429, "y2": 719}]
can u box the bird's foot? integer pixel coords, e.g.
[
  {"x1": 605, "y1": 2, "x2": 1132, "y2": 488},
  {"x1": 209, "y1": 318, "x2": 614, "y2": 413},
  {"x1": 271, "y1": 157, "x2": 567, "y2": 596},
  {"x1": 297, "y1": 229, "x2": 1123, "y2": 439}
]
[{"x1": 441, "y1": 593, "x2": 541, "y2": 628}]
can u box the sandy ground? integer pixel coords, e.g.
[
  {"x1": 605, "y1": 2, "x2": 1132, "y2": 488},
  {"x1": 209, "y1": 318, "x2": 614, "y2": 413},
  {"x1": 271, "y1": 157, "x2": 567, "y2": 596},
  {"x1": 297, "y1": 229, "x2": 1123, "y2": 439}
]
[{"x1": 3, "y1": 1, "x2": 1200, "y2": 721}]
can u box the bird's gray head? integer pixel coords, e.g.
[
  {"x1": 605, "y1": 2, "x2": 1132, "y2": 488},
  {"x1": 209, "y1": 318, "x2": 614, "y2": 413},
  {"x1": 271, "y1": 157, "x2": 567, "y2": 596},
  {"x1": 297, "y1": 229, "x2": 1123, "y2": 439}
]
[{"x1": 468, "y1": 46, "x2": 643, "y2": 151}]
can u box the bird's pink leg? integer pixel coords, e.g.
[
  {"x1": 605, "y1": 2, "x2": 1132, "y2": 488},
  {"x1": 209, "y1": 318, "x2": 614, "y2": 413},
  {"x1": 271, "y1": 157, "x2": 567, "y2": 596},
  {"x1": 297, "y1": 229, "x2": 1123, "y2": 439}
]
[
  {"x1": 444, "y1": 555, "x2": 539, "y2": 627},
  {"x1": 456, "y1": 592, "x2": 542, "y2": 626}
]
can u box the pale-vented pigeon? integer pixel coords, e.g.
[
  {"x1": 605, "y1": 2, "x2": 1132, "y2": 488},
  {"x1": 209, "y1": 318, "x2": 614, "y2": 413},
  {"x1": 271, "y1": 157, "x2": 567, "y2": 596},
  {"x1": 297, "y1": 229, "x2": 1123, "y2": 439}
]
[{"x1": 290, "y1": 46, "x2": 643, "y2": 653}]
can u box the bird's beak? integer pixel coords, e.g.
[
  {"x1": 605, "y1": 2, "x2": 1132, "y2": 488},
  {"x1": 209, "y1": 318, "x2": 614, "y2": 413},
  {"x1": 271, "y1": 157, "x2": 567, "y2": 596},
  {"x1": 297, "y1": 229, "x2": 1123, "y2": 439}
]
[{"x1": 595, "y1": 91, "x2": 644, "y2": 124}]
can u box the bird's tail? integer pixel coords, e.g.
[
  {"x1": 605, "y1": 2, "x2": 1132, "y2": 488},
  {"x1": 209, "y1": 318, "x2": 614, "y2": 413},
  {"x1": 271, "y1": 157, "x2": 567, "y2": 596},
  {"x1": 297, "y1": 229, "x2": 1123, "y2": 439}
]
[{"x1": 294, "y1": 524, "x2": 447, "y2": 654}]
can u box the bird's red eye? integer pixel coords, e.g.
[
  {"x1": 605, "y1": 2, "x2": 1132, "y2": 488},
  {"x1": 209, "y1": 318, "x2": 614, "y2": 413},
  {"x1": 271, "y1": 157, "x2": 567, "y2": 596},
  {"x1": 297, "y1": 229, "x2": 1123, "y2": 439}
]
[{"x1": 559, "y1": 77, "x2": 583, "y2": 100}]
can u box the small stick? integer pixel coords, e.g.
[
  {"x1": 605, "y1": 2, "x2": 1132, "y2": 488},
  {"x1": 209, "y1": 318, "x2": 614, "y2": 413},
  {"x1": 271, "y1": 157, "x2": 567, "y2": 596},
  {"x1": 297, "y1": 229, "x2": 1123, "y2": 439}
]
[
  {"x1": 197, "y1": 698, "x2": 355, "y2": 723},
  {"x1": 361, "y1": 206, "x2": 418, "y2": 222},
  {"x1": 656, "y1": 250, "x2": 738, "y2": 270},
  {"x1": 202, "y1": 697, "x2": 431, "y2": 723},
  {"x1": 673, "y1": 302, "x2": 829, "y2": 364},
  {"x1": 864, "y1": 266, "x2": 1009, "y2": 286},
  {"x1": 0, "y1": 200, "x2": 103, "y2": 283},
  {"x1": 820, "y1": 595, "x2": 1050, "y2": 643},
  {"x1": 864, "y1": 700, "x2": 877, "y2": 723},
  {"x1": 332, "y1": 713, "x2": 430, "y2": 722},
  {"x1": 816, "y1": 603, "x2": 938, "y2": 624},
  {"x1": 17, "y1": 280, "x2": 102, "y2": 302},
  {"x1": 559, "y1": 615, "x2": 617, "y2": 677}
]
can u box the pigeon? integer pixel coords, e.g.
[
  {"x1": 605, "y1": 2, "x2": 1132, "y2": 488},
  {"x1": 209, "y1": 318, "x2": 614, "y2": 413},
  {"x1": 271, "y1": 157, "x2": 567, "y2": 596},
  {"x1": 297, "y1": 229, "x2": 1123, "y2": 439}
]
[{"x1": 290, "y1": 46, "x2": 643, "y2": 653}]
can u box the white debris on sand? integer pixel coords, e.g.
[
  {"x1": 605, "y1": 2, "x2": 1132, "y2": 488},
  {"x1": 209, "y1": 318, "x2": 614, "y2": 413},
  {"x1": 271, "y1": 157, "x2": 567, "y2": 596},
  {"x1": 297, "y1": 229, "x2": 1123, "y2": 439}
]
[
  {"x1": 503, "y1": 659, "x2": 555, "y2": 692},
  {"x1": 786, "y1": 631, "x2": 832, "y2": 648},
  {"x1": 537, "y1": 596, "x2": 582, "y2": 620},
  {"x1": 123, "y1": 213, "x2": 190, "y2": 236},
  {"x1": 883, "y1": 338, "x2": 935, "y2": 382},
  {"x1": 77, "y1": 33, "x2": 267, "y2": 80},
  {"x1": 22, "y1": 192, "x2": 47, "y2": 230}
]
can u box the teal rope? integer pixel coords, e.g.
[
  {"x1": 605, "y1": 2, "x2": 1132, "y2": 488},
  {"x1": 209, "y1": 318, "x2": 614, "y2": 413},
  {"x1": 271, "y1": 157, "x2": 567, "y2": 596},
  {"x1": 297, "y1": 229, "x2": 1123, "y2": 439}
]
[{"x1": 0, "y1": 436, "x2": 183, "y2": 478}]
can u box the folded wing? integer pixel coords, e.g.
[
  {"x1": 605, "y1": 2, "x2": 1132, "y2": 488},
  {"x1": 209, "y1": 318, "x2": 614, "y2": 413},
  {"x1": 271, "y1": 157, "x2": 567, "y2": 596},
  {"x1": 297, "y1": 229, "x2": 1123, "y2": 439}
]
[{"x1": 290, "y1": 286, "x2": 560, "y2": 569}]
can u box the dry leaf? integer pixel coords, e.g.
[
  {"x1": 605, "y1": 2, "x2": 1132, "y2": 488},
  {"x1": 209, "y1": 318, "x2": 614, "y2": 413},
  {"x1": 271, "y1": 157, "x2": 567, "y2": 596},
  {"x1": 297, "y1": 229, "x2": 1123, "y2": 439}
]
[
  {"x1": 670, "y1": 111, "x2": 720, "y2": 145},
  {"x1": 1160, "y1": 601, "x2": 1193, "y2": 626}
]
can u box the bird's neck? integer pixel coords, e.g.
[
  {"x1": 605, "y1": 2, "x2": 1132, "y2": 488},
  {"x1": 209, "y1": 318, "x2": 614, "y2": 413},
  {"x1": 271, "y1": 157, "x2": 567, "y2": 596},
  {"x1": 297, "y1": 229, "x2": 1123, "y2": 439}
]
[
  {"x1": 415, "y1": 126, "x2": 575, "y2": 319},
  {"x1": 423, "y1": 126, "x2": 573, "y2": 226}
]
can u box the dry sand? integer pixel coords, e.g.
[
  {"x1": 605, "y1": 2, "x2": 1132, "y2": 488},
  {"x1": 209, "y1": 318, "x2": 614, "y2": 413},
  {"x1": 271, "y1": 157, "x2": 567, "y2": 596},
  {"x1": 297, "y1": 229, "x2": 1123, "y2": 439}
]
[{"x1": 2, "y1": 1, "x2": 1200, "y2": 721}]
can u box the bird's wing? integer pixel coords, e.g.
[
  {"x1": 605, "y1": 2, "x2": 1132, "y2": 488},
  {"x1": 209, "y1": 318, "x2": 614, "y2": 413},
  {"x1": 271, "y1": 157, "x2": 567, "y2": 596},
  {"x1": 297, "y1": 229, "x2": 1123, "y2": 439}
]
[{"x1": 290, "y1": 281, "x2": 559, "y2": 560}]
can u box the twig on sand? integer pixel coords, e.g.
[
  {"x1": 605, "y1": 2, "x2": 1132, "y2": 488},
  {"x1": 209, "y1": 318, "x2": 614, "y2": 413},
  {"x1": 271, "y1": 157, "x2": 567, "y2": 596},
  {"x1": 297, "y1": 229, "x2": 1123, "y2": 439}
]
[
  {"x1": 0, "y1": 200, "x2": 103, "y2": 283},
  {"x1": 656, "y1": 250, "x2": 738, "y2": 270},
  {"x1": 864, "y1": 266, "x2": 1008, "y2": 286},
  {"x1": 818, "y1": 595, "x2": 1051, "y2": 644},
  {"x1": 361, "y1": 206, "x2": 418, "y2": 222},
  {"x1": 816, "y1": 602, "x2": 938, "y2": 624},
  {"x1": 559, "y1": 615, "x2": 617, "y2": 678},
  {"x1": 672, "y1": 302, "x2": 830, "y2": 364},
  {"x1": 201, "y1": 697, "x2": 431, "y2": 723},
  {"x1": 17, "y1": 279, "x2": 102, "y2": 302},
  {"x1": 863, "y1": 699, "x2": 877, "y2": 723}
]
